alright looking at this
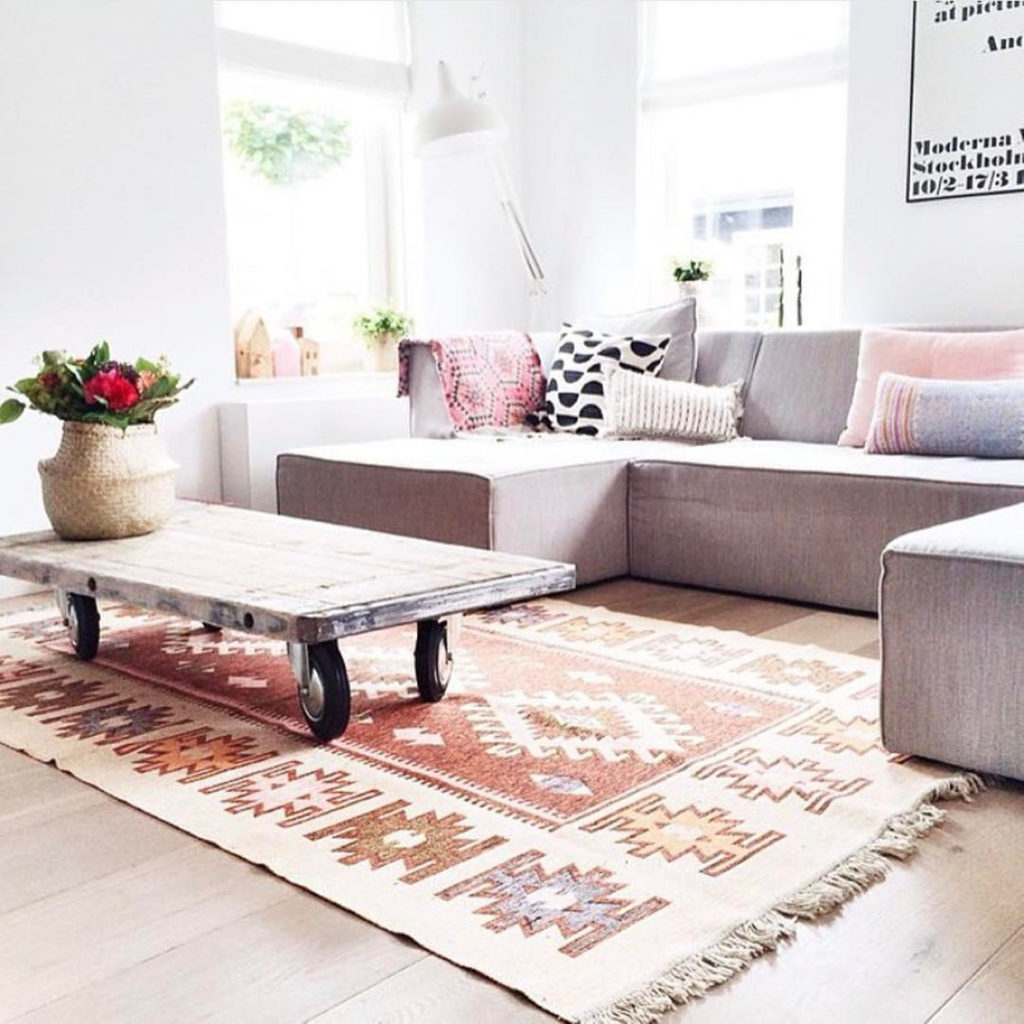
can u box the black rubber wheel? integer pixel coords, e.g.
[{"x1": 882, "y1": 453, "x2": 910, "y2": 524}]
[
  {"x1": 66, "y1": 593, "x2": 100, "y2": 661},
  {"x1": 415, "y1": 619, "x2": 453, "y2": 703},
  {"x1": 200, "y1": 622, "x2": 223, "y2": 632},
  {"x1": 298, "y1": 641, "x2": 351, "y2": 741}
]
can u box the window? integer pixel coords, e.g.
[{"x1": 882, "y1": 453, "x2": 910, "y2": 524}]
[
  {"x1": 215, "y1": 1, "x2": 409, "y2": 377},
  {"x1": 639, "y1": 2, "x2": 849, "y2": 329}
]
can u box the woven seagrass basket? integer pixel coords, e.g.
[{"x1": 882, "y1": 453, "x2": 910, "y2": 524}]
[{"x1": 38, "y1": 421, "x2": 178, "y2": 540}]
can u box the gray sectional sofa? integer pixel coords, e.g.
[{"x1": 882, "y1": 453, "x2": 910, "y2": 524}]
[{"x1": 277, "y1": 327, "x2": 1024, "y2": 613}]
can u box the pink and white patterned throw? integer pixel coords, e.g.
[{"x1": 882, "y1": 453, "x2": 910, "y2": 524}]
[{"x1": 398, "y1": 332, "x2": 545, "y2": 432}]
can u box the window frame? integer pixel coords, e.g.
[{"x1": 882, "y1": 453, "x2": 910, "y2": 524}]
[
  {"x1": 638, "y1": 1, "x2": 850, "y2": 327},
  {"x1": 215, "y1": 4, "x2": 412, "y2": 380}
]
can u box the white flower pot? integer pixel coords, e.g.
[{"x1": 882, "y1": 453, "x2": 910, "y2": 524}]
[{"x1": 361, "y1": 334, "x2": 399, "y2": 373}]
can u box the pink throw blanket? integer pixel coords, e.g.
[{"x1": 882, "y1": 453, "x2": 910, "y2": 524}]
[{"x1": 398, "y1": 332, "x2": 545, "y2": 432}]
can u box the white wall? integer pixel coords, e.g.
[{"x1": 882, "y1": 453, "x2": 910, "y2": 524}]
[
  {"x1": 842, "y1": 0, "x2": 1024, "y2": 325},
  {"x1": 522, "y1": 0, "x2": 641, "y2": 325},
  {"x1": 407, "y1": 0, "x2": 642, "y2": 333},
  {"x1": 0, "y1": 0, "x2": 234, "y2": 568},
  {"x1": 407, "y1": 0, "x2": 529, "y2": 333}
]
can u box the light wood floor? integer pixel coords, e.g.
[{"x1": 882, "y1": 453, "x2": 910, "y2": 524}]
[{"x1": 1, "y1": 581, "x2": 1022, "y2": 1024}]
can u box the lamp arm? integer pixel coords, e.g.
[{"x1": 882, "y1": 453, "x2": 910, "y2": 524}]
[{"x1": 487, "y1": 151, "x2": 546, "y2": 291}]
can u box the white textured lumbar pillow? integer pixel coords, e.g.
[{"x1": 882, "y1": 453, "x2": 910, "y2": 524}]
[{"x1": 607, "y1": 370, "x2": 743, "y2": 441}]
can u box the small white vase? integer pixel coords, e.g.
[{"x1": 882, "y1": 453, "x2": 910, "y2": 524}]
[
  {"x1": 38, "y1": 421, "x2": 178, "y2": 540},
  {"x1": 677, "y1": 280, "x2": 711, "y2": 327}
]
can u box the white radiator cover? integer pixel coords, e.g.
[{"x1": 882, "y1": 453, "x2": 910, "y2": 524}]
[{"x1": 219, "y1": 380, "x2": 409, "y2": 512}]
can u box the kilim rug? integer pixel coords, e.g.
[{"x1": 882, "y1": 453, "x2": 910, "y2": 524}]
[{"x1": 0, "y1": 598, "x2": 981, "y2": 1022}]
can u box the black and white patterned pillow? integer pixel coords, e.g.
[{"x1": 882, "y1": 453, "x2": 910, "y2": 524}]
[{"x1": 541, "y1": 325, "x2": 672, "y2": 435}]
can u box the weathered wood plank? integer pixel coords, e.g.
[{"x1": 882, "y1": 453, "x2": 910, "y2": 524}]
[{"x1": 0, "y1": 502, "x2": 575, "y2": 642}]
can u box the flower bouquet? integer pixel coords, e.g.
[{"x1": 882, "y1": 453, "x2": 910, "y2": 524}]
[{"x1": 2, "y1": 342, "x2": 193, "y2": 540}]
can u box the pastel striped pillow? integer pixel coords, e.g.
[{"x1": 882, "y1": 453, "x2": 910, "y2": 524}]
[
  {"x1": 865, "y1": 373, "x2": 1024, "y2": 457},
  {"x1": 607, "y1": 370, "x2": 743, "y2": 441}
]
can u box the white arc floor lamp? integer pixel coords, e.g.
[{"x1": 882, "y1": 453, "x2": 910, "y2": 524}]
[{"x1": 415, "y1": 61, "x2": 546, "y2": 294}]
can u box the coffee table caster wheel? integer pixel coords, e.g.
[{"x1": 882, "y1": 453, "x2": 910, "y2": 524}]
[
  {"x1": 415, "y1": 619, "x2": 453, "y2": 703},
  {"x1": 294, "y1": 641, "x2": 350, "y2": 742},
  {"x1": 65, "y1": 593, "x2": 100, "y2": 661}
]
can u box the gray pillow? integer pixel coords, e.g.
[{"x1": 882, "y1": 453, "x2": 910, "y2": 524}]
[{"x1": 576, "y1": 297, "x2": 696, "y2": 382}]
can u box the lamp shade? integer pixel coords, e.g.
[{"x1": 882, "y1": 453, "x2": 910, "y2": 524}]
[{"x1": 415, "y1": 61, "x2": 508, "y2": 157}]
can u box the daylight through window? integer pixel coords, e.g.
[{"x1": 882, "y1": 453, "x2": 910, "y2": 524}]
[
  {"x1": 639, "y1": 1, "x2": 850, "y2": 329},
  {"x1": 215, "y1": 1, "x2": 409, "y2": 377}
]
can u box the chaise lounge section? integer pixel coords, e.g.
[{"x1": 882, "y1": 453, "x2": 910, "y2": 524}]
[{"x1": 880, "y1": 503, "x2": 1024, "y2": 779}]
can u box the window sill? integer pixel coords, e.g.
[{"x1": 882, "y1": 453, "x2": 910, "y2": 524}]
[{"x1": 232, "y1": 372, "x2": 400, "y2": 401}]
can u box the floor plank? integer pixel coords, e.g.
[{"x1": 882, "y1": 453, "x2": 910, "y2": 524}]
[
  {"x1": 853, "y1": 638, "x2": 882, "y2": 659},
  {"x1": 0, "y1": 844, "x2": 292, "y2": 1019},
  {"x1": 16, "y1": 892, "x2": 426, "y2": 1024},
  {"x1": 929, "y1": 925, "x2": 1024, "y2": 1024},
  {"x1": 0, "y1": 799, "x2": 193, "y2": 916},
  {"x1": 0, "y1": 742, "x2": 51, "y2": 778},
  {"x1": 0, "y1": 758, "x2": 105, "y2": 831},
  {"x1": 309, "y1": 955, "x2": 551, "y2": 1024},
  {"x1": 758, "y1": 609, "x2": 879, "y2": 655},
  {"x1": 663, "y1": 783, "x2": 1024, "y2": 1023},
  {"x1": 1, "y1": 580, "x2": 1021, "y2": 1024}
]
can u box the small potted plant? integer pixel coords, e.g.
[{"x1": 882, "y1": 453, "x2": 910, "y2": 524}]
[
  {"x1": 353, "y1": 306, "x2": 413, "y2": 373},
  {"x1": 1, "y1": 343, "x2": 192, "y2": 541},
  {"x1": 672, "y1": 258, "x2": 713, "y2": 301}
]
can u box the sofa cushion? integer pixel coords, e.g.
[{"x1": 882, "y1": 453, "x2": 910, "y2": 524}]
[
  {"x1": 742, "y1": 329, "x2": 861, "y2": 443},
  {"x1": 628, "y1": 439, "x2": 1024, "y2": 611},
  {"x1": 607, "y1": 371, "x2": 743, "y2": 442},
  {"x1": 628, "y1": 436, "x2": 1024, "y2": 486},
  {"x1": 865, "y1": 373, "x2": 1024, "y2": 458},
  {"x1": 541, "y1": 326, "x2": 671, "y2": 435},
  {"x1": 579, "y1": 297, "x2": 696, "y2": 382},
  {"x1": 277, "y1": 437, "x2": 649, "y2": 585},
  {"x1": 840, "y1": 327, "x2": 1024, "y2": 447},
  {"x1": 694, "y1": 330, "x2": 762, "y2": 390}
]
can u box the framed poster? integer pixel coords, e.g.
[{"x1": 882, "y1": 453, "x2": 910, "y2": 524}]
[{"x1": 907, "y1": 0, "x2": 1024, "y2": 203}]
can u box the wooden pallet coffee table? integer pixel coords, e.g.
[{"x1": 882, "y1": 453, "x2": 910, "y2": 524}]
[{"x1": 0, "y1": 502, "x2": 575, "y2": 740}]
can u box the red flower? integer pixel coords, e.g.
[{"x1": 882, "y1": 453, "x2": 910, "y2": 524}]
[
  {"x1": 84, "y1": 368, "x2": 139, "y2": 411},
  {"x1": 39, "y1": 372, "x2": 60, "y2": 390}
]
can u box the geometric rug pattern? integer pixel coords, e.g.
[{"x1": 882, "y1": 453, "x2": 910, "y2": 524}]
[{"x1": 0, "y1": 599, "x2": 978, "y2": 1022}]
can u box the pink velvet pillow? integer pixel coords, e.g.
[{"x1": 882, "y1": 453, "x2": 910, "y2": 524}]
[{"x1": 839, "y1": 328, "x2": 1024, "y2": 446}]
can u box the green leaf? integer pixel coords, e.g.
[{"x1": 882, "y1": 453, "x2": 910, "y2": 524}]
[
  {"x1": 223, "y1": 100, "x2": 350, "y2": 185},
  {"x1": 79, "y1": 409, "x2": 130, "y2": 428},
  {"x1": 13, "y1": 377, "x2": 38, "y2": 393},
  {"x1": 0, "y1": 398, "x2": 25, "y2": 424},
  {"x1": 135, "y1": 357, "x2": 159, "y2": 373}
]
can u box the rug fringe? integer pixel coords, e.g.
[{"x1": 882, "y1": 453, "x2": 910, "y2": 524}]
[{"x1": 581, "y1": 772, "x2": 985, "y2": 1024}]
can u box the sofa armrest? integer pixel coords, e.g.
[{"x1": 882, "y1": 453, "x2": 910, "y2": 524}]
[{"x1": 407, "y1": 344, "x2": 455, "y2": 439}]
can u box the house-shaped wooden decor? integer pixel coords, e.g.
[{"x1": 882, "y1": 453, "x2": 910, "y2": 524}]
[
  {"x1": 234, "y1": 311, "x2": 273, "y2": 379},
  {"x1": 292, "y1": 326, "x2": 320, "y2": 376}
]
